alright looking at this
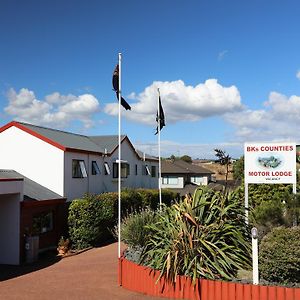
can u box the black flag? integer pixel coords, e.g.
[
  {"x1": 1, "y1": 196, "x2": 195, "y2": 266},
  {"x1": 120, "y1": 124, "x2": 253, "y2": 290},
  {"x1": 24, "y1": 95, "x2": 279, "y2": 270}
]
[
  {"x1": 155, "y1": 93, "x2": 165, "y2": 135},
  {"x1": 112, "y1": 64, "x2": 131, "y2": 110}
]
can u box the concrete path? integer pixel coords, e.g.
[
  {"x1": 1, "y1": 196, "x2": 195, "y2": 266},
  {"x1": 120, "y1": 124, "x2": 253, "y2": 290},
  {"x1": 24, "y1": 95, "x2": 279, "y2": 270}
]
[{"x1": 0, "y1": 243, "x2": 161, "y2": 300}]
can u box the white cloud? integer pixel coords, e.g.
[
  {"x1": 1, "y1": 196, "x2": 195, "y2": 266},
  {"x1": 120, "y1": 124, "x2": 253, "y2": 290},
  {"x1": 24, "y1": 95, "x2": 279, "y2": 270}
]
[
  {"x1": 296, "y1": 70, "x2": 300, "y2": 80},
  {"x1": 104, "y1": 79, "x2": 242, "y2": 125},
  {"x1": 4, "y1": 88, "x2": 100, "y2": 129},
  {"x1": 225, "y1": 91, "x2": 300, "y2": 142}
]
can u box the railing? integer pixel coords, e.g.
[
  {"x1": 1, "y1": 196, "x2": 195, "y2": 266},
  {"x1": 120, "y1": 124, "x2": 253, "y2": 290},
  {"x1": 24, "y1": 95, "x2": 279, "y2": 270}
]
[{"x1": 119, "y1": 257, "x2": 300, "y2": 300}]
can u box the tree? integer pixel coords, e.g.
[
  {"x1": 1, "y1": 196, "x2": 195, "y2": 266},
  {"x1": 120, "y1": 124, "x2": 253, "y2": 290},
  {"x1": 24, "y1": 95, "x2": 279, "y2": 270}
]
[
  {"x1": 233, "y1": 156, "x2": 244, "y2": 180},
  {"x1": 214, "y1": 149, "x2": 231, "y2": 193},
  {"x1": 180, "y1": 155, "x2": 192, "y2": 163}
]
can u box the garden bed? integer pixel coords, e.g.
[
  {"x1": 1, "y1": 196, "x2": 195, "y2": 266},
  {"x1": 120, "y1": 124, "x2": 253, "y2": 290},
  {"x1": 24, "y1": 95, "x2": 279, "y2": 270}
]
[{"x1": 119, "y1": 256, "x2": 300, "y2": 300}]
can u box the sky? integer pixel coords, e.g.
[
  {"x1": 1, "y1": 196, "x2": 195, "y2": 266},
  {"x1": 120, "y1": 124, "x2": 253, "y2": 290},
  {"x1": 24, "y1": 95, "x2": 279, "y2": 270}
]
[{"x1": 1, "y1": 0, "x2": 300, "y2": 159}]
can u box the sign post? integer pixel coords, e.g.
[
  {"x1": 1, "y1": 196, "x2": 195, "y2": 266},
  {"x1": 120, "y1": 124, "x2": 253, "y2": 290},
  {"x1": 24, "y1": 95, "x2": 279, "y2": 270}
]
[{"x1": 244, "y1": 142, "x2": 297, "y2": 223}]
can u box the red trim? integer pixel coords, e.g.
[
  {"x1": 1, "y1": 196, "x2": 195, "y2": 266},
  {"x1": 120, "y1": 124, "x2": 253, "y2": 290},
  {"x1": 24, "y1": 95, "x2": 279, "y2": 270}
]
[
  {"x1": 0, "y1": 178, "x2": 24, "y2": 182},
  {"x1": 0, "y1": 121, "x2": 66, "y2": 151},
  {"x1": 21, "y1": 198, "x2": 66, "y2": 208}
]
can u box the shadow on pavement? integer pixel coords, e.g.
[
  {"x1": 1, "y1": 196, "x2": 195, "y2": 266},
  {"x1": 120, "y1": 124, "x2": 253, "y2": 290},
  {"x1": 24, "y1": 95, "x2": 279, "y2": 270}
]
[{"x1": 0, "y1": 250, "x2": 61, "y2": 282}]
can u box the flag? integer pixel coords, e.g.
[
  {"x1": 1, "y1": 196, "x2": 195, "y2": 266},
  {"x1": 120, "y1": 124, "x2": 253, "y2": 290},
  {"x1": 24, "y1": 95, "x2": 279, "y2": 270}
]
[
  {"x1": 155, "y1": 94, "x2": 165, "y2": 134},
  {"x1": 112, "y1": 64, "x2": 131, "y2": 110}
]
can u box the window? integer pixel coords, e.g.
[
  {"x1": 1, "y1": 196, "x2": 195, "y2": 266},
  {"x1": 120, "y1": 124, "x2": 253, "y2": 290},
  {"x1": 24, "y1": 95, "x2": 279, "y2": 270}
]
[
  {"x1": 151, "y1": 166, "x2": 156, "y2": 177},
  {"x1": 72, "y1": 160, "x2": 88, "y2": 178},
  {"x1": 143, "y1": 165, "x2": 151, "y2": 175},
  {"x1": 32, "y1": 211, "x2": 53, "y2": 234},
  {"x1": 113, "y1": 162, "x2": 130, "y2": 178},
  {"x1": 135, "y1": 164, "x2": 138, "y2": 175},
  {"x1": 104, "y1": 162, "x2": 111, "y2": 175},
  {"x1": 191, "y1": 176, "x2": 203, "y2": 184},
  {"x1": 91, "y1": 161, "x2": 100, "y2": 175},
  {"x1": 162, "y1": 176, "x2": 178, "y2": 185}
]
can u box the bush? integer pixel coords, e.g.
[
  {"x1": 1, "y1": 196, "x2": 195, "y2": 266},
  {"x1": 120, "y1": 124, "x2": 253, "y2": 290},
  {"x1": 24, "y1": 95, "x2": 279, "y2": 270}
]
[
  {"x1": 141, "y1": 187, "x2": 251, "y2": 283},
  {"x1": 259, "y1": 226, "x2": 300, "y2": 284},
  {"x1": 68, "y1": 194, "x2": 115, "y2": 249},
  {"x1": 251, "y1": 199, "x2": 285, "y2": 237},
  {"x1": 115, "y1": 208, "x2": 158, "y2": 248},
  {"x1": 68, "y1": 189, "x2": 177, "y2": 249},
  {"x1": 137, "y1": 189, "x2": 177, "y2": 209},
  {"x1": 234, "y1": 183, "x2": 295, "y2": 236}
]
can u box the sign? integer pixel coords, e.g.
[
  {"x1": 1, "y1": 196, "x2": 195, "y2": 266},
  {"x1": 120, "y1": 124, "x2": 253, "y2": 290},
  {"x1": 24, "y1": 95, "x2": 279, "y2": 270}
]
[{"x1": 244, "y1": 142, "x2": 296, "y2": 184}]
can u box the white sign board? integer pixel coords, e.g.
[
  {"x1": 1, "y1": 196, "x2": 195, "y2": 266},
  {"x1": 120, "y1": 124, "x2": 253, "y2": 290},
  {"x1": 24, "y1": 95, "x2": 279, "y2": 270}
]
[{"x1": 244, "y1": 142, "x2": 296, "y2": 184}]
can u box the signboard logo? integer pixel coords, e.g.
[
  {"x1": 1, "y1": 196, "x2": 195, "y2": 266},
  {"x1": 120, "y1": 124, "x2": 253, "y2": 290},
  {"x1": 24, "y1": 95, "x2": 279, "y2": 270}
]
[{"x1": 257, "y1": 155, "x2": 282, "y2": 169}]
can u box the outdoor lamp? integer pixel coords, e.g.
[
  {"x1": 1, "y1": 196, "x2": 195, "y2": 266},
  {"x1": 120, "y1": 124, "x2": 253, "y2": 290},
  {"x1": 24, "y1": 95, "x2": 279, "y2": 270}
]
[
  {"x1": 251, "y1": 227, "x2": 259, "y2": 285},
  {"x1": 251, "y1": 227, "x2": 258, "y2": 239}
]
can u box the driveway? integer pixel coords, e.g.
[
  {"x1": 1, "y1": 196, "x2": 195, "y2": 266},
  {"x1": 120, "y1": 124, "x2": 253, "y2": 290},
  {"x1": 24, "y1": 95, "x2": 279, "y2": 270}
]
[{"x1": 0, "y1": 243, "x2": 161, "y2": 300}]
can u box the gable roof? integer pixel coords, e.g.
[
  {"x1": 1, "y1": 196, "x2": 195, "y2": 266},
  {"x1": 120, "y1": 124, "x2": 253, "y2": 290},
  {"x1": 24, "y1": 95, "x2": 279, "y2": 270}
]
[
  {"x1": 135, "y1": 149, "x2": 158, "y2": 162},
  {"x1": 0, "y1": 121, "x2": 156, "y2": 160},
  {"x1": 89, "y1": 135, "x2": 126, "y2": 153},
  {"x1": 0, "y1": 169, "x2": 64, "y2": 201},
  {"x1": 162, "y1": 159, "x2": 213, "y2": 175}
]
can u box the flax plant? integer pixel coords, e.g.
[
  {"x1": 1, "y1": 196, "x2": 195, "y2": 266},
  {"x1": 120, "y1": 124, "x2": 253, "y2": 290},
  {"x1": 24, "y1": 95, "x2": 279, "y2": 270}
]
[{"x1": 141, "y1": 187, "x2": 251, "y2": 283}]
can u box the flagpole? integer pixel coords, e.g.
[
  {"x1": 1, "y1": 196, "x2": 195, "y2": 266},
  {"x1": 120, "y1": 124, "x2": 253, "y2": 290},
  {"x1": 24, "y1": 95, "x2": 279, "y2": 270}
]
[
  {"x1": 158, "y1": 89, "x2": 162, "y2": 208},
  {"x1": 118, "y1": 53, "x2": 122, "y2": 259}
]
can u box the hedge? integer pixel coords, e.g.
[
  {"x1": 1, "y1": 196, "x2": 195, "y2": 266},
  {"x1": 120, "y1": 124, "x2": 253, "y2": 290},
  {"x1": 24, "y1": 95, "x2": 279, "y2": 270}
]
[
  {"x1": 68, "y1": 189, "x2": 178, "y2": 249},
  {"x1": 259, "y1": 226, "x2": 300, "y2": 284}
]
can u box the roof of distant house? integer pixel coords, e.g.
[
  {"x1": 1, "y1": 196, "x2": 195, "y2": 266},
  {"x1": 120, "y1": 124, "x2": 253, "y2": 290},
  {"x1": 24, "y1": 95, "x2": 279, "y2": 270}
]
[
  {"x1": 0, "y1": 121, "x2": 156, "y2": 160},
  {"x1": 162, "y1": 159, "x2": 214, "y2": 175},
  {"x1": 0, "y1": 169, "x2": 64, "y2": 201}
]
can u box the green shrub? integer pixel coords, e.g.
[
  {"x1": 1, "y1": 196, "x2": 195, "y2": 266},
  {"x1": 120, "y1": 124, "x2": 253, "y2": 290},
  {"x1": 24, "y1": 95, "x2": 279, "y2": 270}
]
[
  {"x1": 116, "y1": 208, "x2": 158, "y2": 248},
  {"x1": 68, "y1": 189, "x2": 177, "y2": 250},
  {"x1": 251, "y1": 199, "x2": 284, "y2": 236},
  {"x1": 137, "y1": 189, "x2": 177, "y2": 209},
  {"x1": 141, "y1": 187, "x2": 251, "y2": 283},
  {"x1": 259, "y1": 226, "x2": 300, "y2": 283},
  {"x1": 68, "y1": 194, "x2": 115, "y2": 249}
]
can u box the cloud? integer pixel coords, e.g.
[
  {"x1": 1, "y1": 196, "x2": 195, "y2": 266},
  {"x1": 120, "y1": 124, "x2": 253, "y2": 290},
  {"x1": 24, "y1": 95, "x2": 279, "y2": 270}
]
[
  {"x1": 4, "y1": 88, "x2": 100, "y2": 128},
  {"x1": 104, "y1": 79, "x2": 242, "y2": 125},
  {"x1": 296, "y1": 70, "x2": 300, "y2": 80},
  {"x1": 225, "y1": 91, "x2": 300, "y2": 142},
  {"x1": 218, "y1": 50, "x2": 228, "y2": 61}
]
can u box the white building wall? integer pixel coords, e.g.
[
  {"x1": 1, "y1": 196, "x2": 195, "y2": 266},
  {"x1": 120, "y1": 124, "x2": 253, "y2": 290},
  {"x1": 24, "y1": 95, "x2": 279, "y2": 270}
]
[
  {"x1": 0, "y1": 127, "x2": 64, "y2": 196},
  {"x1": 102, "y1": 141, "x2": 159, "y2": 192},
  {"x1": 0, "y1": 180, "x2": 24, "y2": 195},
  {"x1": 0, "y1": 192, "x2": 21, "y2": 265},
  {"x1": 64, "y1": 152, "x2": 104, "y2": 201}
]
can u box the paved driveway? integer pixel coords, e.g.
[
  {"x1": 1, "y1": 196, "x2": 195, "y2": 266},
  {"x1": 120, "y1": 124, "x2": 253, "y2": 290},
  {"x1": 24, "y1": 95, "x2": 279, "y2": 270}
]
[{"x1": 0, "y1": 243, "x2": 161, "y2": 300}]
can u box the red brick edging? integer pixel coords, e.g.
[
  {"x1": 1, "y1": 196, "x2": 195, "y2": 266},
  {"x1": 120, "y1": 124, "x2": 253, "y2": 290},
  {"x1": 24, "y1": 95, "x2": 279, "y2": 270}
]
[{"x1": 119, "y1": 257, "x2": 300, "y2": 300}]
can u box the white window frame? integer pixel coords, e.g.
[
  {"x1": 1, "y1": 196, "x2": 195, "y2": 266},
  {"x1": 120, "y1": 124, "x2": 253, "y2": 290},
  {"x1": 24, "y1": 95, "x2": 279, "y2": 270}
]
[
  {"x1": 104, "y1": 162, "x2": 111, "y2": 175},
  {"x1": 72, "y1": 159, "x2": 88, "y2": 178},
  {"x1": 145, "y1": 165, "x2": 151, "y2": 176}
]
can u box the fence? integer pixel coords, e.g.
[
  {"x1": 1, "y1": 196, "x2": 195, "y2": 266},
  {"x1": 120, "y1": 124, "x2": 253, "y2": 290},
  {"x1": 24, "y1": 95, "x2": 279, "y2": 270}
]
[{"x1": 119, "y1": 257, "x2": 300, "y2": 300}]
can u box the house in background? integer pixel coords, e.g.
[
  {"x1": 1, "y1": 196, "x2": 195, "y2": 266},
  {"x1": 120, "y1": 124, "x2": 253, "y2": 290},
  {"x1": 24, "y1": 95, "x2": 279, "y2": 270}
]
[
  {"x1": 0, "y1": 121, "x2": 158, "y2": 201},
  {"x1": 0, "y1": 169, "x2": 66, "y2": 265},
  {"x1": 161, "y1": 159, "x2": 214, "y2": 196}
]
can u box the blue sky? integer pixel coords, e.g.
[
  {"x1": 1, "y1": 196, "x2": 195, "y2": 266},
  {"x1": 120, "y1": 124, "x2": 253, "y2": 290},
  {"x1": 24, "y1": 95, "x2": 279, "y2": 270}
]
[{"x1": 1, "y1": 0, "x2": 300, "y2": 158}]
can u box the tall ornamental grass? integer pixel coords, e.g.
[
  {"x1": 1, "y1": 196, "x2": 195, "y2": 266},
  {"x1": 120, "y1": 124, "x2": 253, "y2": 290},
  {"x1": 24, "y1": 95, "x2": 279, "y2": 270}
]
[{"x1": 141, "y1": 187, "x2": 251, "y2": 283}]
